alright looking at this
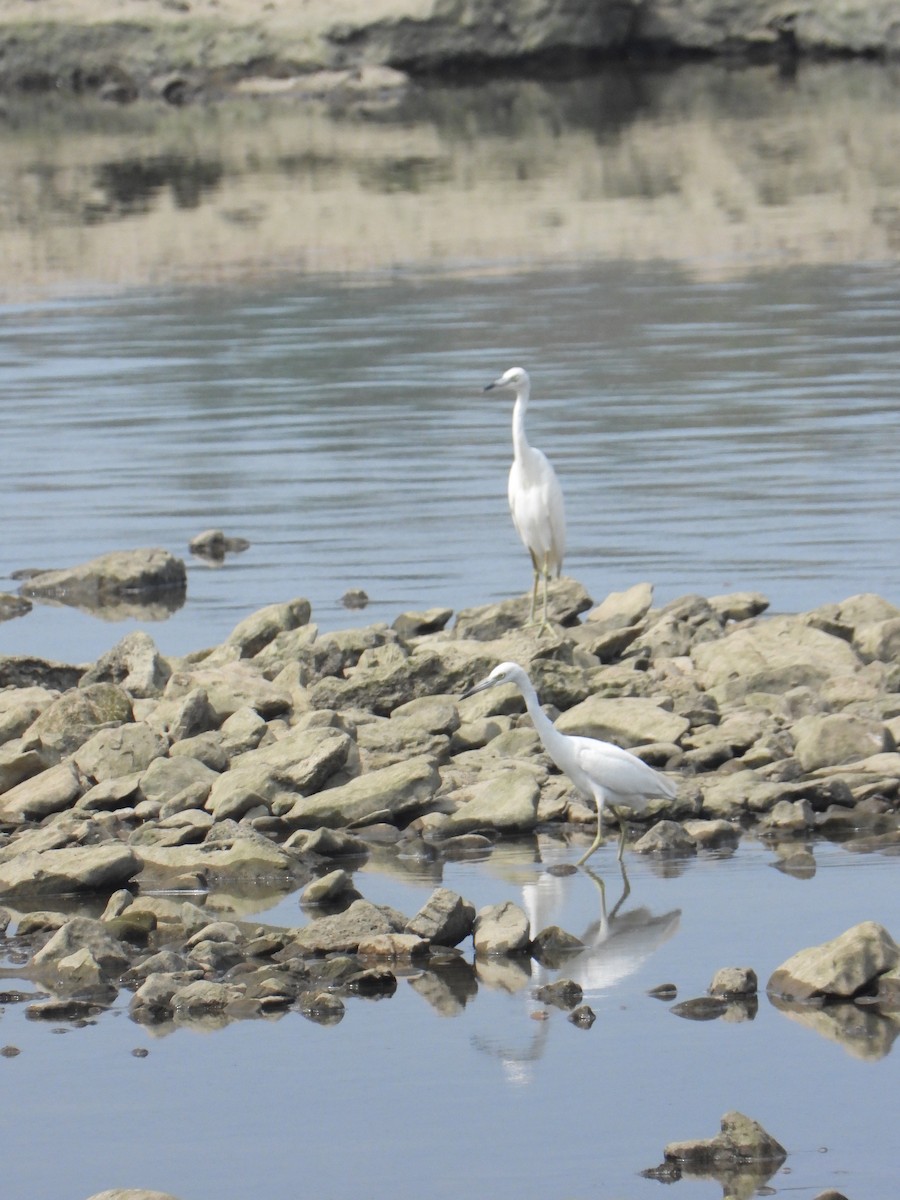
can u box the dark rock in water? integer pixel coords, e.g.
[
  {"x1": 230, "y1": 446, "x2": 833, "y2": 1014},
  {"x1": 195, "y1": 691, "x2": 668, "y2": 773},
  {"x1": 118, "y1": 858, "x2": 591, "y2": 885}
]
[
  {"x1": 189, "y1": 528, "x2": 250, "y2": 562},
  {"x1": 533, "y1": 978, "x2": 583, "y2": 1010},
  {"x1": 647, "y1": 982, "x2": 678, "y2": 1000},
  {"x1": 19, "y1": 548, "x2": 187, "y2": 612},
  {"x1": 406, "y1": 887, "x2": 476, "y2": 947},
  {"x1": 530, "y1": 924, "x2": 585, "y2": 967},
  {"x1": 708, "y1": 966, "x2": 758, "y2": 998},
  {"x1": 670, "y1": 996, "x2": 729, "y2": 1020},
  {"x1": 568, "y1": 1004, "x2": 595, "y2": 1028},
  {"x1": 341, "y1": 588, "x2": 370, "y2": 610},
  {"x1": 662, "y1": 1110, "x2": 787, "y2": 1195}
]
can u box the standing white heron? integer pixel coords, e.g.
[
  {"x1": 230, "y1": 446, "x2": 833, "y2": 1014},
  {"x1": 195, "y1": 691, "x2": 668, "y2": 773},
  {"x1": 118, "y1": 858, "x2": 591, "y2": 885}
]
[
  {"x1": 461, "y1": 661, "x2": 678, "y2": 865},
  {"x1": 484, "y1": 367, "x2": 565, "y2": 632}
]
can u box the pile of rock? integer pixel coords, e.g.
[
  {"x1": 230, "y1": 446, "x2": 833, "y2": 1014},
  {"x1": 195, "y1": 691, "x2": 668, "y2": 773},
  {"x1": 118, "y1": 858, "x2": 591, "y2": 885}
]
[{"x1": 0, "y1": 578, "x2": 897, "y2": 1027}]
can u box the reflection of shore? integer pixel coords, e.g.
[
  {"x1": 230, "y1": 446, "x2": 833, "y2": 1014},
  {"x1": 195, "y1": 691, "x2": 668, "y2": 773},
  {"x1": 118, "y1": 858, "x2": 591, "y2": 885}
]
[{"x1": 2, "y1": 62, "x2": 899, "y2": 298}]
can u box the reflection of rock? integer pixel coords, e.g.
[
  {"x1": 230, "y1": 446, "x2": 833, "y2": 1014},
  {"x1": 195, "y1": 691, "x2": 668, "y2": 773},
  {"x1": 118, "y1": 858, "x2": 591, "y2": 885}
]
[
  {"x1": 768, "y1": 994, "x2": 900, "y2": 1061},
  {"x1": 0, "y1": 593, "x2": 31, "y2": 622},
  {"x1": 648, "y1": 1110, "x2": 787, "y2": 1199},
  {"x1": 19, "y1": 548, "x2": 187, "y2": 618}
]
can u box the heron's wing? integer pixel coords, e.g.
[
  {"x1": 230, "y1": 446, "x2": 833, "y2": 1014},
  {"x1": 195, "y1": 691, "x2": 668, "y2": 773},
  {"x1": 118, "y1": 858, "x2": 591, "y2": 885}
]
[
  {"x1": 571, "y1": 737, "x2": 676, "y2": 801},
  {"x1": 508, "y1": 449, "x2": 566, "y2": 572}
]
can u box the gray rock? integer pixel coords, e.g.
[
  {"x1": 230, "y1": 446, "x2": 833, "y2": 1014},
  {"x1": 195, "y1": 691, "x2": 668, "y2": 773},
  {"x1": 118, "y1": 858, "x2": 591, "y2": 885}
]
[
  {"x1": 220, "y1": 598, "x2": 312, "y2": 659},
  {"x1": 664, "y1": 1109, "x2": 786, "y2": 1167},
  {"x1": 390, "y1": 694, "x2": 461, "y2": 735},
  {"x1": 792, "y1": 711, "x2": 890, "y2": 771},
  {"x1": 555, "y1": 696, "x2": 689, "y2": 749},
  {"x1": 585, "y1": 582, "x2": 654, "y2": 632},
  {"x1": 853, "y1": 617, "x2": 900, "y2": 664},
  {"x1": 767, "y1": 921, "x2": 899, "y2": 1001},
  {"x1": 133, "y1": 834, "x2": 295, "y2": 878},
  {"x1": 20, "y1": 547, "x2": 186, "y2": 605},
  {"x1": 442, "y1": 768, "x2": 541, "y2": 835},
  {"x1": 171, "y1": 979, "x2": 241, "y2": 1012},
  {"x1": 301, "y1": 869, "x2": 360, "y2": 906},
  {"x1": 139, "y1": 755, "x2": 218, "y2": 807},
  {"x1": 0, "y1": 760, "x2": 83, "y2": 822},
  {"x1": 284, "y1": 898, "x2": 406, "y2": 954},
  {"x1": 219, "y1": 706, "x2": 268, "y2": 754},
  {"x1": 355, "y1": 716, "x2": 450, "y2": 771},
  {"x1": 74, "y1": 722, "x2": 168, "y2": 782},
  {"x1": 406, "y1": 887, "x2": 476, "y2": 947},
  {"x1": 0, "y1": 844, "x2": 141, "y2": 897},
  {"x1": 143, "y1": 688, "x2": 220, "y2": 742},
  {"x1": 709, "y1": 967, "x2": 758, "y2": 998},
  {"x1": 0, "y1": 742, "x2": 49, "y2": 796},
  {"x1": 168, "y1": 731, "x2": 229, "y2": 772},
  {"x1": 79, "y1": 630, "x2": 171, "y2": 698},
  {"x1": 31, "y1": 915, "x2": 131, "y2": 975},
  {"x1": 707, "y1": 591, "x2": 770, "y2": 622},
  {"x1": 85, "y1": 1190, "x2": 184, "y2": 1200},
  {"x1": 282, "y1": 827, "x2": 367, "y2": 858},
  {"x1": 692, "y1": 616, "x2": 862, "y2": 703},
  {"x1": 0, "y1": 685, "x2": 58, "y2": 743},
  {"x1": 392, "y1": 607, "x2": 454, "y2": 638},
  {"x1": 681, "y1": 818, "x2": 741, "y2": 849},
  {"x1": 284, "y1": 755, "x2": 440, "y2": 830},
  {"x1": 473, "y1": 900, "x2": 530, "y2": 956},
  {"x1": 77, "y1": 774, "x2": 143, "y2": 812},
  {"x1": 357, "y1": 932, "x2": 430, "y2": 959},
  {"x1": 164, "y1": 661, "x2": 291, "y2": 721},
  {"x1": 634, "y1": 820, "x2": 697, "y2": 855},
  {"x1": 24, "y1": 682, "x2": 134, "y2": 760},
  {"x1": 757, "y1": 798, "x2": 814, "y2": 833},
  {"x1": 189, "y1": 528, "x2": 250, "y2": 560}
]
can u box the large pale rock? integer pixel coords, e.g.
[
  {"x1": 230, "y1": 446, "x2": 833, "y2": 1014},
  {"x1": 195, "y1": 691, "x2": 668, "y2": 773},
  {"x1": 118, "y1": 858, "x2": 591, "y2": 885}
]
[
  {"x1": 791, "y1": 712, "x2": 890, "y2": 772},
  {"x1": 453, "y1": 578, "x2": 592, "y2": 640},
  {"x1": 473, "y1": 899, "x2": 530, "y2": 956},
  {"x1": 308, "y1": 648, "x2": 456, "y2": 716},
  {"x1": 692, "y1": 616, "x2": 861, "y2": 703},
  {"x1": 0, "y1": 760, "x2": 82, "y2": 821},
  {"x1": 133, "y1": 835, "x2": 295, "y2": 877},
  {"x1": 0, "y1": 742, "x2": 46, "y2": 795},
  {"x1": 283, "y1": 755, "x2": 440, "y2": 829},
  {"x1": 140, "y1": 755, "x2": 219, "y2": 806},
  {"x1": 586, "y1": 582, "x2": 654, "y2": 631},
  {"x1": 164, "y1": 661, "x2": 291, "y2": 720},
  {"x1": 853, "y1": 618, "x2": 900, "y2": 665},
  {"x1": 767, "y1": 921, "x2": 899, "y2": 1002},
  {"x1": 0, "y1": 685, "x2": 57, "y2": 742},
  {"x1": 142, "y1": 688, "x2": 219, "y2": 742},
  {"x1": 665, "y1": 1110, "x2": 786, "y2": 1167},
  {"x1": 73, "y1": 722, "x2": 168, "y2": 782},
  {"x1": 20, "y1": 548, "x2": 186, "y2": 604},
  {"x1": 356, "y1": 716, "x2": 449, "y2": 770},
  {"x1": 0, "y1": 844, "x2": 141, "y2": 897},
  {"x1": 220, "y1": 598, "x2": 312, "y2": 659},
  {"x1": 555, "y1": 695, "x2": 689, "y2": 748},
  {"x1": 442, "y1": 768, "x2": 541, "y2": 834},
  {"x1": 24, "y1": 682, "x2": 134, "y2": 759},
  {"x1": 284, "y1": 898, "x2": 405, "y2": 954}
]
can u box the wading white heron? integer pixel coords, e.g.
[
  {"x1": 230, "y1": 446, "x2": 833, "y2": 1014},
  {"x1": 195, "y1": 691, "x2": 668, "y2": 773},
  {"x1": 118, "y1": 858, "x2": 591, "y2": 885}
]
[
  {"x1": 461, "y1": 661, "x2": 678, "y2": 865},
  {"x1": 484, "y1": 367, "x2": 565, "y2": 632}
]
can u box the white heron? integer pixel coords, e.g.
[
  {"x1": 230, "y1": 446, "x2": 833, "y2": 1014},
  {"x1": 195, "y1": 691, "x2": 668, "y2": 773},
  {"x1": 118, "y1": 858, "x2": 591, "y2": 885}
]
[
  {"x1": 484, "y1": 367, "x2": 565, "y2": 632},
  {"x1": 461, "y1": 661, "x2": 678, "y2": 865}
]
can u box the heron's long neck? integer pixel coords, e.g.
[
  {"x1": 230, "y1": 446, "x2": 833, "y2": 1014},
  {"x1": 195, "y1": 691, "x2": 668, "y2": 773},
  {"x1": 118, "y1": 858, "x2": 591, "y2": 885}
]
[
  {"x1": 517, "y1": 676, "x2": 565, "y2": 759},
  {"x1": 511, "y1": 388, "x2": 531, "y2": 462}
]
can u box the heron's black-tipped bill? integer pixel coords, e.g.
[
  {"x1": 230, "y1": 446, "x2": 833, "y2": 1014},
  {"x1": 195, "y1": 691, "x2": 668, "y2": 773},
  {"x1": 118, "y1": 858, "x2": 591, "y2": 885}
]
[
  {"x1": 460, "y1": 677, "x2": 494, "y2": 700},
  {"x1": 483, "y1": 381, "x2": 498, "y2": 392}
]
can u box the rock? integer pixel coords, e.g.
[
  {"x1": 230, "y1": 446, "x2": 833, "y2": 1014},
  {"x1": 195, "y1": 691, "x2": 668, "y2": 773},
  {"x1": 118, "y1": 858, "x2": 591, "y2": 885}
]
[
  {"x1": 473, "y1": 900, "x2": 530, "y2": 956},
  {"x1": 189, "y1": 528, "x2": 250, "y2": 561},
  {"x1": 86, "y1": 1190, "x2": 184, "y2": 1200},
  {"x1": 757, "y1": 798, "x2": 815, "y2": 834},
  {"x1": 24, "y1": 682, "x2": 134, "y2": 760},
  {"x1": 143, "y1": 688, "x2": 219, "y2": 742},
  {"x1": 406, "y1": 888, "x2": 476, "y2": 947},
  {"x1": 0, "y1": 685, "x2": 58, "y2": 743},
  {"x1": 634, "y1": 821, "x2": 697, "y2": 855},
  {"x1": 357, "y1": 933, "x2": 430, "y2": 959},
  {"x1": 792, "y1": 712, "x2": 890, "y2": 771},
  {"x1": 681, "y1": 818, "x2": 741, "y2": 849},
  {"x1": 139, "y1": 755, "x2": 218, "y2": 808},
  {"x1": 453, "y1": 578, "x2": 592, "y2": 640},
  {"x1": 853, "y1": 617, "x2": 900, "y2": 664},
  {"x1": 283, "y1": 899, "x2": 406, "y2": 955},
  {"x1": 220, "y1": 598, "x2": 312, "y2": 658},
  {"x1": 767, "y1": 921, "x2": 899, "y2": 1001},
  {"x1": 73, "y1": 723, "x2": 168, "y2": 782},
  {"x1": 392, "y1": 607, "x2": 453, "y2": 638},
  {"x1": 171, "y1": 979, "x2": 240, "y2": 1012},
  {"x1": 301, "y1": 869, "x2": 360, "y2": 906},
  {"x1": 79, "y1": 631, "x2": 171, "y2": 697},
  {"x1": 555, "y1": 696, "x2": 689, "y2": 749},
  {"x1": 283, "y1": 755, "x2": 440, "y2": 830},
  {"x1": 0, "y1": 592, "x2": 31, "y2": 621},
  {"x1": 0, "y1": 760, "x2": 82, "y2": 822},
  {"x1": 442, "y1": 768, "x2": 541, "y2": 835},
  {"x1": 670, "y1": 996, "x2": 729, "y2": 1020},
  {"x1": 0, "y1": 845, "x2": 141, "y2": 897},
  {"x1": 20, "y1": 548, "x2": 186, "y2": 607},
  {"x1": 0, "y1": 655, "x2": 82, "y2": 691},
  {"x1": 709, "y1": 967, "x2": 758, "y2": 998},
  {"x1": 164, "y1": 662, "x2": 291, "y2": 721},
  {"x1": 587, "y1": 582, "x2": 654, "y2": 630},
  {"x1": 533, "y1": 978, "x2": 583, "y2": 1009},
  {"x1": 707, "y1": 591, "x2": 770, "y2": 622},
  {"x1": 134, "y1": 833, "x2": 295, "y2": 878},
  {"x1": 664, "y1": 1109, "x2": 786, "y2": 1167},
  {"x1": 31, "y1": 916, "x2": 131, "y2": 976},
  {"x1": 692, "y1": 616, "x2": 862, "y2": 703},
  {"x1": 283, "y1": 827, "x2": 367, "y2": 858}
]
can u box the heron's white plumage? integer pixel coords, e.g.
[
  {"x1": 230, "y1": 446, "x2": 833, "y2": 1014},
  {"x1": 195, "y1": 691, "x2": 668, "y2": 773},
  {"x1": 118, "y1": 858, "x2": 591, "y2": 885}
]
[
  {"x1": 462, "y1": 661, "x2": 677, "y2": 864},
  {"x1": 484, "y1": 367, "x2": 566, "y2": 627}
]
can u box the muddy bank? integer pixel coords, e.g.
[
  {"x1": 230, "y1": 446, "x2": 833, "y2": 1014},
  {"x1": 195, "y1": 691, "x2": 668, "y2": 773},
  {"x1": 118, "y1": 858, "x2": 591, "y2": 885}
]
[
  {"x1": 0, "y1": 578, "x2": 898, "y2": 1038},
  {"x1": 1, "y1": 0, "x2": 899, "y2": 102}
]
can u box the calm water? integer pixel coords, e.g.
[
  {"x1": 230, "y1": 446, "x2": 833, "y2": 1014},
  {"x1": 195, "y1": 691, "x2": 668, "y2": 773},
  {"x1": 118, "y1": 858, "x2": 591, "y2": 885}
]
[
  {"x1": 2, "y1": 262, "x2": 900, "y2": 666},
  {"x1": 1, "y1": 64, "x2": 899, "y2": 1200}
]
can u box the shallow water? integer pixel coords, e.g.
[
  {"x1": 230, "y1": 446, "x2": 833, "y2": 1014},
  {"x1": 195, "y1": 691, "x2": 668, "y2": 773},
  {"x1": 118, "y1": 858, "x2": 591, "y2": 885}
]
[
  {"x1": 1, "y1": 61, "x2": 899, "y2": 1200},
  {"x1": 1, "y1": 836, "x2": 898, "y2": 1200}
]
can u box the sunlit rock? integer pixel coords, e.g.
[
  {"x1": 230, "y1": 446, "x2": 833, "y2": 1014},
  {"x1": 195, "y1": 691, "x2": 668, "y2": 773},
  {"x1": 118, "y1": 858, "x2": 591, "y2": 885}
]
[{"x1": 767, "y1": 920, "x2": 900, "y2": 1002}]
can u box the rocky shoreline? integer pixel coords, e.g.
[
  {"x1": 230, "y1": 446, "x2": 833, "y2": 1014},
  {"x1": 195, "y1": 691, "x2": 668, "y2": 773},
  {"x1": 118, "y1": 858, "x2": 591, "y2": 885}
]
[
  {"x1": 1, "y1": 0, "x2": 899, "y2": 103},
  {"x1": 0, "y1": 575, "x2": 898, "y2": 1046}
]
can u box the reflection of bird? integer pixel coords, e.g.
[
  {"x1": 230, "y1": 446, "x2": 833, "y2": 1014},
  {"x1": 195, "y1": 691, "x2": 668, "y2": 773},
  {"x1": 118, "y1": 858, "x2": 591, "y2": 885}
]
[
  {"x1": 461, "y1": 662, "x2": 678, "y2": 865},
  {"x1": 483, "y1": 367, "x2": 565, "y2": 631},
  {"x1": 525, "y1": 861, "x2": 681, "y2": 997}
]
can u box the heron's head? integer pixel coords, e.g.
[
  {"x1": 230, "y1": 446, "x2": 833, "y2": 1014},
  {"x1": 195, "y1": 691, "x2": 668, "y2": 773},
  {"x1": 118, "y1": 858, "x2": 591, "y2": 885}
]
[
  {"x1": 461, "y1": 661, "x2": 526, "y2": 699},
  {"x1": 484, "y1": 366, "x2": 530, "y2": 394}
]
